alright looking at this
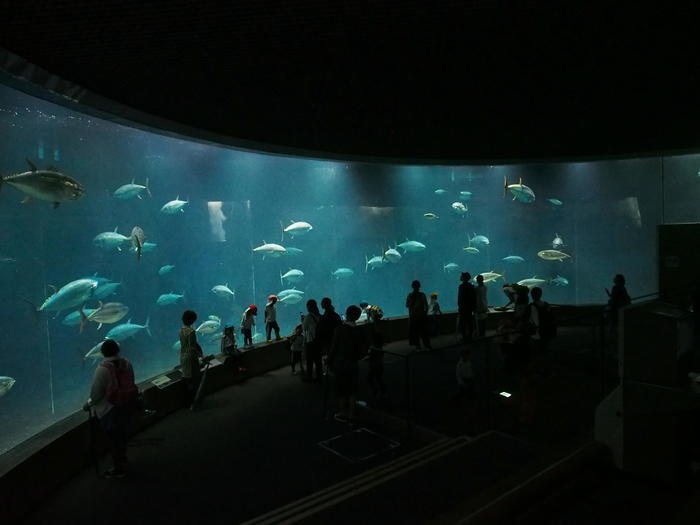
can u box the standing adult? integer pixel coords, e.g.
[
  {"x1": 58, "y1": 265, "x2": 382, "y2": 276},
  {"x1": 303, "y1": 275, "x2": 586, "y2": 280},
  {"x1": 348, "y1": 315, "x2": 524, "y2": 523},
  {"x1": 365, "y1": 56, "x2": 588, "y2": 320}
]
[
  {"x1": 406, "y1": 280, "x2": 432, "y2": 351},
  {"x1": 303, "y1": 299, "x2": 322, "y2": 382},
  {"x1": 317, "y1": 297, "x2": 342, "y2": 357},
  {"x1": 458, "y1": 272, "x2": 477, "y2": 342},
  {"x1": 327, "y1": 305, "x2": 368, "y2": 423},
  {"x1": 265, "y1": 295, "x2": 281, "y2": 341},
  {"x1": 180, "y1": 310, "x2": 203, "y2": 404},
  {"x1": 527, "y1": 287, "x2": 557, "y2": 374},
  {"x1": 606, "y1": 273, "x2": 631, "y2": 333},
  {"x1": 475, "y1": 274, "x2": 488, "y2": 337},
  {"x1": 83, "y1": 339, "x2": 138, "y2": 478}
]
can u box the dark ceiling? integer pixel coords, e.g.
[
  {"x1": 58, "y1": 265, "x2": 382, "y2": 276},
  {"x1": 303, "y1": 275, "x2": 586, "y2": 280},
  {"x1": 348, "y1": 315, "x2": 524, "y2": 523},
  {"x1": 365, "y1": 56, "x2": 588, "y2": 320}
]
[{"x1": 4, "y1": 1, "x2": 700, "y2": 162}]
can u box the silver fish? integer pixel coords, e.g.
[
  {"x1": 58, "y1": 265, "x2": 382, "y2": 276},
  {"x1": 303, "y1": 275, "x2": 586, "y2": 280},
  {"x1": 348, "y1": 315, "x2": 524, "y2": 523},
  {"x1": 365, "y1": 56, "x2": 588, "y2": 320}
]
[
  {"x1": 80, "y1": 301, "x2": 130, "y2": 332},
  {"x1": 131, "y1": 226, "x2": 146, "y2": 262},
  {"x1": 1, "y1": 159, "x2": 84, "y2": 208}
]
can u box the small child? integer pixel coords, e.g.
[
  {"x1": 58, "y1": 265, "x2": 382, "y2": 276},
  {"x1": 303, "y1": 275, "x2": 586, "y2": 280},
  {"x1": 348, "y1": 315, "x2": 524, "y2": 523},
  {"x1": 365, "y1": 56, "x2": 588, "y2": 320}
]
[
  {"x1": 428, "y1": 293, "x2": 441, "y2": 335},
  {"x1": 265, "y1": 295, "x2": 281, "y2": 341},
  {"x1": 455, "y1": 348, "x2": 474, "y2": 400},
  {"x1": 289, "y1": 324, "x2": 305, "y2": 375},
  {"x1": 222, "y1": 325, "x2": 246, "y2": 373},
  {"x1": 240, "y1": 305, "x2": 257, "y2": 347}
]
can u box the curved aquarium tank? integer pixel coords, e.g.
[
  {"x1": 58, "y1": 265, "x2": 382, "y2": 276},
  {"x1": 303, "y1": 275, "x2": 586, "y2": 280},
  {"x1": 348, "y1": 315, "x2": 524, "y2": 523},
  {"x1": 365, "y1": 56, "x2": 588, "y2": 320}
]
[{"x1": 0, "y1": 80, "x2": 695, "y2": 455}]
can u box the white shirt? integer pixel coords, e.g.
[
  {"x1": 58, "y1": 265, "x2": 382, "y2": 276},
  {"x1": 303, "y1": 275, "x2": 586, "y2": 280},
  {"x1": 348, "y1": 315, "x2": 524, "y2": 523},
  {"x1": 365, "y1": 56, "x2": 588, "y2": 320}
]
[
  {"x1": 88, "y1": 356, "x2": 120, "y2": 418},
  {"x1": 241, "y1": 310, "x2": 256, "y2": 329},
  {"x1": 265, "y1": 303, "x2": 277, "y2": 323},
  {"x1": 303, "y1": 312, "x2": 319, "y2": 343}
]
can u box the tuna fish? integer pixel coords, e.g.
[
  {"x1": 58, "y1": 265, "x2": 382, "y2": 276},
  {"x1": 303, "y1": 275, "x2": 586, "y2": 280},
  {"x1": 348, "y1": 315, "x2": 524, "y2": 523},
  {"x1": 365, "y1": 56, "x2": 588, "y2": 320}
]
[
  {"x1": 160, "y1": 196, "x2": 188, "y2": 214},
  {"x1": 475, "y1": 271, "x2": 504, "y2": 284},
  {"x1": 156, "y1": 292, "x2": 184, "y2": 306},
  {"x1": 278, "y1": 288, "x2": 305, "y2": 298},
  {"x1": 469, "y1": 233, "x2": 490, "y2": 246},
  {"x1": 94, "y1": 281, "x2": 121, "y2": 300},
  {"x1": 282, "y1": 221, "x2": 313, "y2": 238},
  {"x1": 502, "y1": 255, "x2": 525, "y2": 264},
  {"x1": 504, "y1": 176, "x2": 536, "y2": 203},
  {"x1": 253, "y1": 242, "x2": 287, "y2": 259},
  {"x1": 538, "y1": 250, "x2": 571, "y2": 262},
  {"x1": 284, "y1": 247, "x2": 304, "y2": 256},
  {"x1": 332, "y1": 268, "x2": 354, "y2": 280},
  {"x1": 443, "y1": 263, "x2": 460, "y2": 273},
  {"x1": 459, "y1": 191, "x2": 473, "y2": 200},
  {"x1": 383, "y1": 247, "x2": 402, "y2": 263},
  {"x1": 113, "y1": 178, "x2": 151, "y2": 200},
  {"x1": 106, "y1": 317, "x2": 151, "y2": 341},
  {"x1": 548, "y1": 198, "x2": 563, "y2": 206},
  {"x1": 279, "y1": 293, "x2": 304, "y2": 305},
  {"x1": 62, "y1": 309, "x2": 97, "y2": 327},
  {"x1": 398, "y1": 240, "x2": 427, "y2": 253},
  {"x1": 196, "y1": 315, "x2": 221, "y2": 334},
  {"x1": 551, "y1": 275, "x2": 569, "y2": 286},
  {"x1": 39, "y1": 278, "x2": 98, "y2": 313},
  {"x1": 423, "y1": 213, "x2": 439, "y2": 219},
  {"x1": 158, "y1": 265, "x2": 175, "y2": 276},
  {"x1": 517, "y1": 277, "x2": 548, "y2": 289},
  {"x1": 212, "y1": 284, "x2": 235, "y2": 299},
  {"x1": 93, "y1": 227, "x2": 130, "y2": 251},
  {"x1": 0, "y1": 160, "x2": 84, "y2": 208},
  {"x1": 280, "y1": 269, "x2": 304, "y2": 284},
  {"x1": 365, "y1": 255, "x2": 385, "y2": 271},
  {"x1": 452, "y1": 202, "x2": 467, "y2": 215},
  {"x1": 434, "y1": 189, "x2": 447, "y2": 195},
  {"x1": 0, "y1": 376, "x2": 16, "y2": 398},
  {"x1": 80, "y1": 301, "x2": 130, "y2": 331},
  {"x1": 463, "y1": 246, "x2": 480, "y2": 254}
]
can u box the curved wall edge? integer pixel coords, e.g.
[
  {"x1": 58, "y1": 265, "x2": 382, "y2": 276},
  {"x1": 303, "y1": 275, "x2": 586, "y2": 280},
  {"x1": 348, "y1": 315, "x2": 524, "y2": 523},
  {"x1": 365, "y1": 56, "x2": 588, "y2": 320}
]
[{"x1": 2, "y1": 48, "x2": 700, "y2": 166}]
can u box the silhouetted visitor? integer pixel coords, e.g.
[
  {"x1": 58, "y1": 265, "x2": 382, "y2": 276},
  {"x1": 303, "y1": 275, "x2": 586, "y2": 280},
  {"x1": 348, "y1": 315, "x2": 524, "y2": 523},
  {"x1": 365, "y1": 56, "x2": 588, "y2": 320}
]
[
  {"x1": 606, "y1": 273, "x2": 631, "y2": 331},
  {"x1": 502, "y1": 283, "x2": 529, "y2": 318},
  {"x1": 303, "y1": 299, "x2": 322, "y2": 382},
  {"x1": 526, "y1": 287, "x2": 557, "y2": 375},
  {"x1": 328, "y1": 305, "x2": 368, "y2": 423},
  {"x1": 406, "y1": 280, "x2": 432, "y2": 351},
  {"x1": 428, "y1": 292, "x2": 442, "y2": 335},
  {"x1": 317, "y1": 297, "x2": 342, "y2": 360},
  {"x1": 475, "y1": 274, "x2": 488, "y2": 337},
  {"x1": 222, "y1": 325, "x2": 246, "y2": 373},
  {"x1": 289, "y1": 323, "x2": 305, "y2": 375},
  {"x1": 265, "y1": 295, "x2": 281, "y2": 341},
  {"x1": 180, "y1": 310, "x2": 203, "y2": 404},
  {"x1": 83, "y1": 339, "x2": 138, "y2": 479},
  {"x1": 458, "y1": 272, "x2": 476, "y2": 342},
  {"x1": 240, "y1": 305, "x2": 257, "y2": 347}
]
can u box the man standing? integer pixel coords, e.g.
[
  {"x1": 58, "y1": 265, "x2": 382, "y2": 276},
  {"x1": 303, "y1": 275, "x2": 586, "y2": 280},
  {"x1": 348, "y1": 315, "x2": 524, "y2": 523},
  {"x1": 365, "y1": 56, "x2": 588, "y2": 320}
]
[{"x1": 458, "y1": 272, "x2": 477, "y2": 342}]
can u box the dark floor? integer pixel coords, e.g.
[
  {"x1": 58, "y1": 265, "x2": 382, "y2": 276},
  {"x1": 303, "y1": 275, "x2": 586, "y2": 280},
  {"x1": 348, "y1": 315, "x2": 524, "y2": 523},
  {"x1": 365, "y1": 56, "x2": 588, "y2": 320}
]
[{"x1": 17, "y1": 328, "x2": 700, "y2": 524}]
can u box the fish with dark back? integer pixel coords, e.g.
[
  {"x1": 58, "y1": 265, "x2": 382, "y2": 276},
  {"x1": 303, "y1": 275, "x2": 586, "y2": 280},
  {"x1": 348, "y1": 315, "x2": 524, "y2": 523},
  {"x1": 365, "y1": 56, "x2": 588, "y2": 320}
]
[{"x1": 0, "y1": 159, "x2": 85, "y2": 208}]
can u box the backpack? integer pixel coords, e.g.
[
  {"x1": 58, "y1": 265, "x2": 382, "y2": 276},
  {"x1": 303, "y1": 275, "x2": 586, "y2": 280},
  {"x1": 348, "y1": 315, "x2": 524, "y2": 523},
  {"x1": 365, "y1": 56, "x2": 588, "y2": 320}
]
[
  {"x1": 101, "y1": 359, "x2": 139, "y2": 407},
  {"x1": 535, "y1": 303, "x2": 558, "y2": 339}
]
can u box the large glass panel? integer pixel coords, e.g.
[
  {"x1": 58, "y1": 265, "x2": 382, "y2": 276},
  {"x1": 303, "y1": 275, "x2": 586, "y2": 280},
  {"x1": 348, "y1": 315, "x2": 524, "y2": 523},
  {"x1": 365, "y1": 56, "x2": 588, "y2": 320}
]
[{"x1": 0, "y1": 82, "x2": 663, "y2": 454}]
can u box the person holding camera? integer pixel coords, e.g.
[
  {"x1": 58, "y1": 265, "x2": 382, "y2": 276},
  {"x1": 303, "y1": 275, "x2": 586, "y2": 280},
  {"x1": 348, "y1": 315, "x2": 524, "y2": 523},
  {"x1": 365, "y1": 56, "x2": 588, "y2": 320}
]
[{"x1": 83, "y1": 339, "x2": 138, "y2": 479}]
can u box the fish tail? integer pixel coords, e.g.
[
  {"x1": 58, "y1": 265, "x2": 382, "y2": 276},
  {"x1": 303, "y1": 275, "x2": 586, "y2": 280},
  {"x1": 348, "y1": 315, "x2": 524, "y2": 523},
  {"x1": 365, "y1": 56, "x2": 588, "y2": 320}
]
[
  {"x1": 365, "y1": 255, "x2": 369, "y2": 273},
  {"x1": 280, "y1": 220, "x2": 285, "y2": 243},
  {"x1": 145, "y1": 316, "x2": 151, "y2": 337},
  {"x1": 145, "y1": 177, "x2": 151, "y2": 197},
  {"x1": 503, "y1": 176, "x2": 507, "y2": 197},
  {"x1": 79, "y1": 306, "x2": 88, "y2": 334}
]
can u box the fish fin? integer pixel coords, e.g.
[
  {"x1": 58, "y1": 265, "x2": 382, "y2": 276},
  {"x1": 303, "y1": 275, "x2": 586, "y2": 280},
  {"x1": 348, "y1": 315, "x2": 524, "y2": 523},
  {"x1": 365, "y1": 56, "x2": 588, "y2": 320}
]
[
  {"x1": 145, "y1": 316, "x2": 151, "y2": 337},
  {"x1": 180, "y1": 208, "x2": 184, "y2": 213},
  {"x1": 176, "y1": 195, "x2": 179, "y2": 200},
  {"x1": 145, "y1": 178, "x2": 152, "y2": 197},
  {"x1": 97, "y1": 323, "x2": 103, "y2": 330},
  {"x1": 52, "y1": 202, "x2": 60, "y2": 209},
  {"x1": 21, "y1": 196, "x2": 31, "y2": 204},
  {"x1": 114, "y1": 226, "x2": 118, "y2": 232},
  {"x1": 137, "y1": 194, "x2": 142, "y2": 200},
  {"x1": 48, "y1": 284, "x2": 58, "y2": 294},
  {"x1": 48, "y1": 165, "x2": 58, "y2": 171},
  {"x1": 117, "y1": 247, "x2": 121, "y2": 252},
  {"x1": 26, "y1": 159, "x2": 37, "y2": 171}
]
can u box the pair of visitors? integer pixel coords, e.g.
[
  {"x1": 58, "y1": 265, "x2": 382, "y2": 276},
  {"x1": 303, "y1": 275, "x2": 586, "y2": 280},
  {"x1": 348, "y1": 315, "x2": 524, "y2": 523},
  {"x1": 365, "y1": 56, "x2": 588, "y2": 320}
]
[{"x1": 303, "y1": 297, "x2": 342, "y2": 383}]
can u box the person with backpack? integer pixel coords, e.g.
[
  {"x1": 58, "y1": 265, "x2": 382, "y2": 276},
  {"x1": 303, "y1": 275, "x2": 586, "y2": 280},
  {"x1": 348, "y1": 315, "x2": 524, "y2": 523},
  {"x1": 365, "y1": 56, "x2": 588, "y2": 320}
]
[
  {"x1": 527, "y1": 287, "x2": 557, "y2": 375},
  {"x1": 82, "y1": 339, "x2": 138, "y2": 479}
]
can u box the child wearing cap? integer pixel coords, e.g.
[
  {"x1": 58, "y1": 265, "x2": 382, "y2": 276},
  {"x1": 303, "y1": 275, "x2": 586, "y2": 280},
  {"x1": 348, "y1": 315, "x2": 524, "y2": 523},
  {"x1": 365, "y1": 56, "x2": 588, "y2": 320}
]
[
  {"x1": 240, "y1": 305, "x2": 257, "y2": 347},
  {"x1": 265, "y1": 295, "x2": 281, "y2": 341}
]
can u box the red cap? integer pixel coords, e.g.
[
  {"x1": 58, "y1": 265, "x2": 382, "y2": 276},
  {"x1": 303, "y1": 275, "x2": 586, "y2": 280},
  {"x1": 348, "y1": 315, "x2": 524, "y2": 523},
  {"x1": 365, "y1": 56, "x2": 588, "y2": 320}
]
[
  {"x1": 268, "y1": 295, "x2": 278, "y2": 301},
  {"x1": 249, "y1": 304, "x2": 257, "y2": 312}
]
